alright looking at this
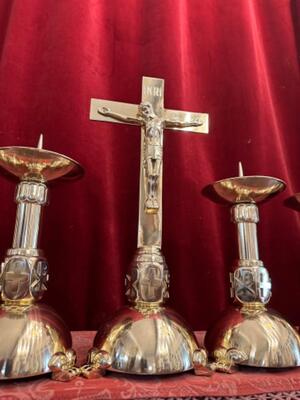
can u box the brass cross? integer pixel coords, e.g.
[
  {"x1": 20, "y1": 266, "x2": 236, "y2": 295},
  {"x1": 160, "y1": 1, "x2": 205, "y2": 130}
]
[
  {"x1": 140, "y1": 265, "x2": 162, "y2": 301},
  {"x1": 90, "y1": 76, "x2": 209, "y2": 248}
]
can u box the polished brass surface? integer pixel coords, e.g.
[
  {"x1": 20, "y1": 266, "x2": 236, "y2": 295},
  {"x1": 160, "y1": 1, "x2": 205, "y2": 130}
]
[
  {"x1": 204, "y1": 163, "x2": 300, "y2": 369},
  {"x1": 90, "y1": 77, "x2": 207, "y2": 375},
  {"x1": 12, "y1": 181, "x2": 47, "y2": 250},
  {"x1": 0, "y1": 304, "x2": 71, "y2": 379},
  {"x1": 90, "y1": 77, "x2": 208, "y2": 248},
  {"x1": 84, "y1": 348, "x2": 112, "y2": 378},
  {"x1": 49, "y1": 348, "x2": 111, "y2": 380},
  {"x1": 0, "y1": 136, "x2": 83, "y2": 379},
  {"x1": 211, "y1": 164, "x2": 285, "y2": 204},
  {"x1": 93, "y1": 247, "x2": 199, "y2": 375},
  {"x1": 192, "y1": 344, "x2": 246, "y2": 375},
  {"x1": 232, "y1": 203, "x2": 260, "y2": 261},
  {"x1": 93, "y1": 305, "x2": 198, "y2": 375},
  {"x1": 205, "y1": 306, "x2": 300, "y2": 368},
  {"x1": 209, "y1": 347, "x2": 247, "y2": 373},
  {"x1": 125, "y1": 246, "x2": 169, "y2": 304},
  {"x1": 0, "y1": 142, "x2": 83, "y2": 182},
  {"x1": 193, "y1": 349, "x2": 214, "y2": 376},
  {"x1": 90, "y1": 100, "x2": 209, "y2": 133},
  {"x1": 49, "y1": 349, "x2": 79, "y2": 381},
  {"x1": 212, "y1": 176, "x2": 285, "y2": 204}
]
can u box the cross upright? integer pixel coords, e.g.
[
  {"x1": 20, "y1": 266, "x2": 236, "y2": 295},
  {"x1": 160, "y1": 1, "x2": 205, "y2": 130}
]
[{"x1": 90, "y1": 76, "x2": 209, "y2": 249}]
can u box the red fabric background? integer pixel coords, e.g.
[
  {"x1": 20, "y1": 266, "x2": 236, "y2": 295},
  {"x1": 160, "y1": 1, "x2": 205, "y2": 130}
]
[{"x1": 0, "y1": 0, "x2": 300, "y2": 331}]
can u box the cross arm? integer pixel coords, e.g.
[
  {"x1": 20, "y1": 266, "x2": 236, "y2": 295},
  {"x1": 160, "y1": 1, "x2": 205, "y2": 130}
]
[
  {"x1": 90, "y1": 99, "x2": 140, "y2": 126},
  {"x1": 164, "y1": 108, "x2": 209, "y2": 134}
]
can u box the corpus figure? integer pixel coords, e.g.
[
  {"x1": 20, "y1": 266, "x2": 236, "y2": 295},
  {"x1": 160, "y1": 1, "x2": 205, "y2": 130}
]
[{"x1": 98, "y1": 102, "x2": 202, "y2": 212}]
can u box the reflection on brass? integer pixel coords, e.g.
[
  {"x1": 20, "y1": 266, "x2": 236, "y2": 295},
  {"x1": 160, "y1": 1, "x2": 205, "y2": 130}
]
[
  {"x1": 0, "y1": 137, "x2": 82, "y2": 183},
  {"x1": 81, "y1": 348, "x2": 112, "y2": 378},
  {"x1": 193, "y1": 349, "x2": 213, "y2": 376},
  {"x1": 193, "y1": 346, "x2": 246, "y2": 375},
  {"x1": 93, "y1": 305, "x2": 201, "y2": 375},
  {"x1": 49, "y1": 349, "x2": 79, "y2": 381},
  {"x1": 0, "y1": 135, "x2": 83, "y2": 379},
  {"x1": 213, "y1": 176, "x2": 285, "y2": 204},
  {"x1": 210, "y1": 347, "x2": 247, "y2": 374},
  {"x1": 98, "y1": 101, "x2": 202, "y2": 214},
  {"x1": 90, "y1": 77, "x2": 208, "y2": 248},
  {"x1": 49, "y1": 348, "x2": 111, "y2": 380},
  {"x1": 125, "y1": 246, "x2": 169, "y2": 304},
  {"x1": 204, "y1": 163, "x2": 300, "y2": 369},
  {"x1": 0, "y1": 304, "x2": 71, "y2": 379},
  {"x1": 90, "y1": 77, "x2": 209, "y2": 375}
]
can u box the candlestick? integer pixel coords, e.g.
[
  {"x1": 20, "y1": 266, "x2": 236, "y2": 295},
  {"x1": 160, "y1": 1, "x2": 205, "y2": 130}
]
[
  {"x1": 0, "y1": 135, "x2": 83, "y2": 379},
  {"x1": 204, "y1": 163, "x2": 300, "y2": 371}
]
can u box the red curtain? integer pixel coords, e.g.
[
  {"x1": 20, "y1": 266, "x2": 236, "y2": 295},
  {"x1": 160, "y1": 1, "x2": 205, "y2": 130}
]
[{"x1": 0, "y1": 0, "x2": 300, "y2": 331}]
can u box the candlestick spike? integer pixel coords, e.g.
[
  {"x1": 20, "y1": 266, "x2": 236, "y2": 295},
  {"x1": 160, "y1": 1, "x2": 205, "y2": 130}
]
[
  {"x1": 37, "y1": 134, "x2": 43, "y2": 149},
  {"x1": 204, "y1": 169, "x2": 300, "y2": 370},
  {"x1": 238, "y1": 161, "x2": 243, "y2": 177}
]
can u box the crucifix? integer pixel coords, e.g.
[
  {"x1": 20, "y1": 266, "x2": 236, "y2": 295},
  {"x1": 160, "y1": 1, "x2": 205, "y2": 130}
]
[
  {"x1": 89, "y1": 76, "x2": 210, "y2": 375},
  {"x1": 90, "y1": 76, "x2": 209, "y2": 249}
]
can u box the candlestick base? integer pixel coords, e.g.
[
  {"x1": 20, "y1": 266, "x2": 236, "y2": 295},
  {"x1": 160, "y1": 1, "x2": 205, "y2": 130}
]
[
  {"x1": 93, "y1": 305, "x2": 198, "y2": 375},
  {"x1": 0, "y1": 303, "x2": 71, "y2": 379},
  {"x1": 205, "y1": 305, "x2": 300, "y2": 368}
]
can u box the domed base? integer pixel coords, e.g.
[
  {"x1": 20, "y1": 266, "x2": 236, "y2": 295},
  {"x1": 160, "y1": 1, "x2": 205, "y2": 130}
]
[
  {"x1": 205, "y1": 305, "x2": 300, "y2": 368},
  {"x1": 94, "y1": 305, "x2": 198, "y2": 375},
  {"x1": 0, "y1": 303, "x2": 71, "y2": 379}
]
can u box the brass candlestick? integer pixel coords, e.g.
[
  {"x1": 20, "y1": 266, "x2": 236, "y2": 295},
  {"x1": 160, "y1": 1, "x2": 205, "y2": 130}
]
[
  {"x1": 0, "y1": 135, "x2": 83, "y2": 379},
  {"x1": 88, "y1": 77, "x2": 209, "y2": 375},
  {"x1": 204, "y1": 163, "x2": 300, "y2": 370}
]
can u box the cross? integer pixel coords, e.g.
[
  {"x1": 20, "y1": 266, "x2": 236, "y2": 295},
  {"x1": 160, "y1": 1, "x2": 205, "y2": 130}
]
[
  {"x1": 258, "y1": 270, "x2": 271, "y2": 300},
  {"x1": 140, "y1": 266, "x2": 163, "y2": 301},
  {"x1": 90, "y1": 76, "x2": 209, "y2": 248}
]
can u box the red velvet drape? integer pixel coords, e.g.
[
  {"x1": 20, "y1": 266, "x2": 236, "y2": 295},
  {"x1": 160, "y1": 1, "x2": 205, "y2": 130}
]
[{"x1": 0, "y1": 0, "x2": 300, "y2": 331}]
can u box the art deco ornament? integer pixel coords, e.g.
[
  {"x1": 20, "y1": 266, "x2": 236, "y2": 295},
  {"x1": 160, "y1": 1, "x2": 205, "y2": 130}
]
[
  {"x1": 89, "y1": 76, "x2": 209, "y2": 375},
  {"x1": 0, "y1": 135, "x2": 83, "y2": 379},
  {"x1": 204, "y1": 163, "x2": 300, "y2": 370}
]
